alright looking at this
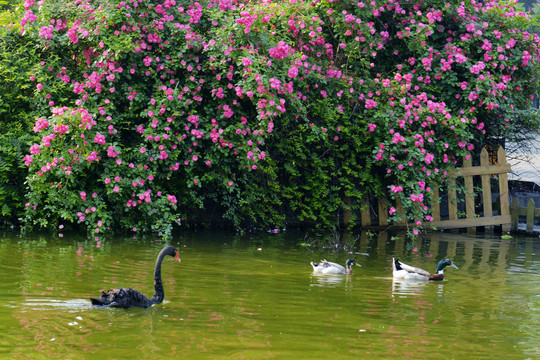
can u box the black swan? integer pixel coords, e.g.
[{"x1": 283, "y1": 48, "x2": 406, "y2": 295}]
[{"x1": 90, "y1": 245, "x2": 181, "y2": 308}]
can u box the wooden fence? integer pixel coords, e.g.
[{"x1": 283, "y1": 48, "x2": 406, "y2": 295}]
[
  {"x1": 511, "y1": 198, "x2": 540, "y2": 233},
  {"x1": 354, "y1": 146, "x2": 512, "y2": 233}
]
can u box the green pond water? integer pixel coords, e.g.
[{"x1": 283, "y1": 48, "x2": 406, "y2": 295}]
[{"x1": 0, "y1": 230, "x2": 538, "y2": 359}]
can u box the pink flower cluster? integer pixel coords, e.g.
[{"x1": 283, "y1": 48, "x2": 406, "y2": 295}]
[
  {"x1": 33, "y1": 118, "x2": 49, "y2": 132},
  {"x1": 268, "y1": 41, "x2": 293, "y2": 59},
  {"x1": 39, "y1": 25, "x2": 54, "y2": 40},
  {"x1": 54, "y1": 124, "x2": 69, "y2": 134},
  {"x1": 94, "y1": 133, "x2": 106, "y2": 145}
]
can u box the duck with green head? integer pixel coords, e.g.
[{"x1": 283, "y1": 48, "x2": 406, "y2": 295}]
[{"x1": 392, "y1": 258, "x2": 458, "y2": 281}]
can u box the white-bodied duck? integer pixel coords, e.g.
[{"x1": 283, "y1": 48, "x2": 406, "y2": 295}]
[
  {"x1": 392, "y1": 258, "x2": 458, "y2": 281},
  {"x1": 310, "y1": 259, "x2": 359, "y2": 275}
]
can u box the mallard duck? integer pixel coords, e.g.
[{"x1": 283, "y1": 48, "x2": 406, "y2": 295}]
[
  {"x1": 392, "y1": 258, "x2": 458, "y2": 281},
  {"x1": 310, "y1": 259, "x2": 359, "y2": 275}
]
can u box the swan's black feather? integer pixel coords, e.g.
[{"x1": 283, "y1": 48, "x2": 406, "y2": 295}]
[{"x1": 90, "y1": 287, "x2": 153, "y2": 308}]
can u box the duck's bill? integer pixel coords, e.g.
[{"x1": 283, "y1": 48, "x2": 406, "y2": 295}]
[
  {"x1": 175, "y1": 252, "x2": 182, "y2": 262},
  {"x1": 451, "y1": 263, "x2": 459, "y2": 269},
  {"x1": 355, "y1": 263, "x2": 361, "y2": 267}
]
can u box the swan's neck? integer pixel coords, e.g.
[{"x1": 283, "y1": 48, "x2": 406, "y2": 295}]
[{"x1": 150, "y1": 249, "x2": 167, "y2": 304}]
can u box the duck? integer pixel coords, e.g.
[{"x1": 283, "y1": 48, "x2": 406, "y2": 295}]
[
  {"x1": 392, "y1": 257, "x2": 458, "y2": 281},
  {"x1": 310, "y1": 259, "x2": 359, "y2": 275}
]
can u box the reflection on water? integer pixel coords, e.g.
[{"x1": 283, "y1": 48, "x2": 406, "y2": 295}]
[
  {"x1": 0, "y1": 230, "x2": 539, "y2": 359},
  {"x1": 309, "y1": 273, "x2": 351, "y2": 287},
  {"x1": 20, "y1": 299, "x2": 92, "y2": 311},
  {"x1": 391, "y1": 278, "x2": 429, "y2": 297}
]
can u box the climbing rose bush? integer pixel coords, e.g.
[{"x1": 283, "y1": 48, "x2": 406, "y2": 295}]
[{"x1": 17, "y1": 0, "x2": 540, "y2": 238}]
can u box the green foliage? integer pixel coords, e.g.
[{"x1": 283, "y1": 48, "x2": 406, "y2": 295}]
[
  {"x1": 1, "y1": 0, "x2": 539, "y2": 239},
  {"x1": 0, "y1": 134, "x2": 31, "y2": 225},
  {"x1": 0, "y1": 3, "x2": 37, "y2": 227},
  {"x1": 0, "y1": 6, "x2": 35, "y2": 126}
]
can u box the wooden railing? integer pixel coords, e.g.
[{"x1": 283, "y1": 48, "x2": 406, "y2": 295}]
[
  {"x1": 511, "y1": 198, "x2": 540, "y2": 234},
  {"x1": 357, "y1": 146, "x2": 512, "y2": 232}
]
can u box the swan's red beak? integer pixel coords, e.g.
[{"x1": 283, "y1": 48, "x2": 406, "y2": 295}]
[{"x1": 174, "y1": 252, "x2": 181, "y2": 263}]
